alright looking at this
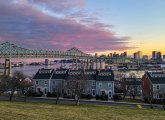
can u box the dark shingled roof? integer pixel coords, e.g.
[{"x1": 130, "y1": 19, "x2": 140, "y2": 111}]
[
  {"x1": 147, "y1": 72, "x2": 165, "y2": 84},
  {"x1": 33, "y1": 69, "x2": 115, "y2": 81},
  {"x1": 66, "y1": 69, "x2": 96, "y2": 80},
  {"x1": 33, "y1": 69, "x2": 54, "y2": 79},
  {"x1": 67, "y1": 70, "x2": 84, "y2": 80},
  {"x1": 84, "y1": 70, "x2": 96, "y2": 80},
  {"x1": 96, "y1": 69, "x2": 114, "y2": 81},
  {"x1": 52, "y1": 69, "x2": 68, "y2": 79}
]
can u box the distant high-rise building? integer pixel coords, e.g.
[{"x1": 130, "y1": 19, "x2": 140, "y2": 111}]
[
  {"x1": 137, "y1": 51, "x2": 142, "y2": 59},
  {"x1": 152, "y1": 51, "x2": 157, "y2": 60},
  {"x1": 123, "y1": 52, "x2": 127, "y2": 58},
  {"x1": 116, "y1": 54, "x2": 119, "y2": 57},
  {"x1": 109, "y1": 53, "x2": 113, "y2": 57},
  {"x1": 163, "y1": 55, "x2": 165, "y2": 59},
  {"x1": 142, "y1": 55, "x2": 148, "y2": 62},
  {"x1": 113, "y1": 52, "x2": 117, "y2": 57},
  {"x1": 133, "y1": 52, "x2": 137, "y2": 60},
  {"x1": 133, "y1": 51, "x2": 142, "y2": 60},
  {"x1": 120, "y1": 53, "x2": 124, "y2": 57},
  {"x1": 157, "y1": 52, "x2": 162, "y2": 60}
]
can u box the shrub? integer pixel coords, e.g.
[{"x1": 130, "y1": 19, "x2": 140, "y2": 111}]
[
  {"x1": 80, "y1": 94, "x2": 86, "y2": 99},
  {"x1": 63, "y1": 94, "x2": 74, "y2": 99},
  {"x1": 26, "y1": 91, "x2": 43, "y2": 97},
  {"x1": 113, "y1": 94, "x2": 122, "y2": 101},
  {"x1": 96, "y1": 95, "x2": 108, "y2": 101},
  {"x1": 47, "y1": 92, "x2": 58, "y2": 97},
  {"x1": 86, "y1": 94, "x2": 93, "y2": 99},
  {"x1": 96, "y1": 95, "x2": 100, "y2": 100},
  {"x1": 81, "y1": 94, "x2": 93, "y2": 99},
  {"x1": 143, "y1": 97, "x2": 165, "y2": 104}
]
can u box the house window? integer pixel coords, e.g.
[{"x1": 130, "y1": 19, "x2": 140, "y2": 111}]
[
  {"x1": 44, "y1": 88, "x2": 47, "y2": 94},
  {"x1": 108, "y1": 83, "x2": 112, "y2": 88},
  {"x1": 92, "y1": 81, "x2": 96, "y2": 86},
  {"x1": 92, "y1": 89, "x2": 95, "y2": 96},
  {"x1": 45, "y1": 80, "x2": 47, "y2": 85},
  {"x1": 109, "y1": 91, "x2": 112, "y2": 98},
  {"x1": 99, "y1": 83, "x2": 102, "y2": 88},
  {"x1": 36, "y1": 81, "x2": 38, "y2": 85},
  {"x1": 156, "y1": 85, "x2": 160, "y2": 90}
]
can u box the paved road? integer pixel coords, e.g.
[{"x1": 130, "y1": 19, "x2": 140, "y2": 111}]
[{"x1": 0, "y1": 96, "x2": 163, "y2": 110}]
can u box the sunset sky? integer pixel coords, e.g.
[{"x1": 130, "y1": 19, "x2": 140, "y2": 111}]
[{"x1": 0, "y1": 0, "x2": 165, "y2": 56}]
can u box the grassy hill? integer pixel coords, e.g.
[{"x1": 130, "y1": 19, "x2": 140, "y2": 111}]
[{"x1": 0, "y1": 101, "x2": 165, "y2": 120}]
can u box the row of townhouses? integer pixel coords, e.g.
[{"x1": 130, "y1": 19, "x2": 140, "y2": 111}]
[
  {"x1": 33, "y1": 68, "x2": 165, "y2": 100},
  {"x1": 33, "y1": 69, "x2": 115, "y2": 99}
]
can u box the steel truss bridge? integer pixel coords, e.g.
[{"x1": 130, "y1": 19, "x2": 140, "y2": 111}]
[
  {"x1": 0, "y1": 42, "x2": 93, "y2": 59},
  {"x1": 0, "y1": 42, "x2": 136, "y2": 62},
  {"x1": 0, "y1": 42, "x2": 136, "y2": 76}
]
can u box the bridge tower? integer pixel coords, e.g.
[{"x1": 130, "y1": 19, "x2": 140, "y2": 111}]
[{"x1": 4, "y1": 59, "x2": 12, "y2": 77}]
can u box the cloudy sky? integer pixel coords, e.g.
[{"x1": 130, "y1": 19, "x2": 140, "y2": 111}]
[{"x1": 0, "y1": 0, "x2": 165, "y2": 55}]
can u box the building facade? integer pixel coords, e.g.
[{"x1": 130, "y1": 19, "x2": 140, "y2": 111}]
[
  {"x1": 142, "y1": 71, "x2": 165, "y2": 99},
  {"x1": 33, "y1": 68, "x2": 115, "y2": 99}
]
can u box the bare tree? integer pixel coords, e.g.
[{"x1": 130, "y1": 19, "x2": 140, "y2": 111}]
[
  {"x1": 20, "y1": 77, "x2": 33, "y2": 102},
  {"x1": 54, "y1": 81, "x2": 64, "y2": 104},
  {"x1": 1, "y1": 71, "x2": 26, "y2": 101},
  {"x1": 0, "y1": 75, "x2": 10, "y2": 94},
  {"x1": 65, "y1": 70, "x2": 87, "y2": 105},
  {"x1": 122, "y1": 73, "x2": 137, "y2": 100}
]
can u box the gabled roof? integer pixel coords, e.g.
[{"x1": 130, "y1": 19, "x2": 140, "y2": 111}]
[
  {"x1": 66, "y1": 69, "x2": 96, "y2": 80},
  {"x1": 33, "y1": 69, "x2": 114, "y2": 81},
  {"x1": 52, "y1": 69, "x2": 68, "y2": 80},
  {"x1": 146, "y1": 72, "x2": 165, "y2": 84},
  {"x1": 67, "y1": 69, "x2": 83, "y2": 80},
  {"x1": 96, "y1": 69, "x2": 114, "y2": 81},
  {"x1": 33, "y1": 69, "x2": 54, "y2": 79},
  {"x1": 84, "y1": 70, "x2": 97, "y2": 80}
]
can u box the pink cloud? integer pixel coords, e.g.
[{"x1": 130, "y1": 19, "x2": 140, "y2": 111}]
[{"x1": 0, "y1": 0, "x2": 135, "y2": 53}]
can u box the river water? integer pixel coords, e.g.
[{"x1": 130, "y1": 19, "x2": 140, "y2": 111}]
[{"x1": 0, "y1": 64, "x2": 62, "y2": 77}]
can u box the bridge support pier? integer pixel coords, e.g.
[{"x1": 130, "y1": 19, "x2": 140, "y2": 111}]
[{"x1": 4, "y1": 59, "x2": 12, "y2": 77}]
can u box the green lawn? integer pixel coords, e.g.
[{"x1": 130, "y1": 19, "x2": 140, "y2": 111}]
[{"x1": 0, "y1": 101, "x2": 165, "y2": 120}]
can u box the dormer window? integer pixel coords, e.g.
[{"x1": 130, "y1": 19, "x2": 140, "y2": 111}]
[{"x1": 99, "y1": 72, "x2": 111, "y2": 76}]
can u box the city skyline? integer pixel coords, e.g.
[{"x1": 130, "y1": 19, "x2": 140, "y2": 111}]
[{"x1": 0, "y1": 0, "x2": 165, "y2": 55}]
